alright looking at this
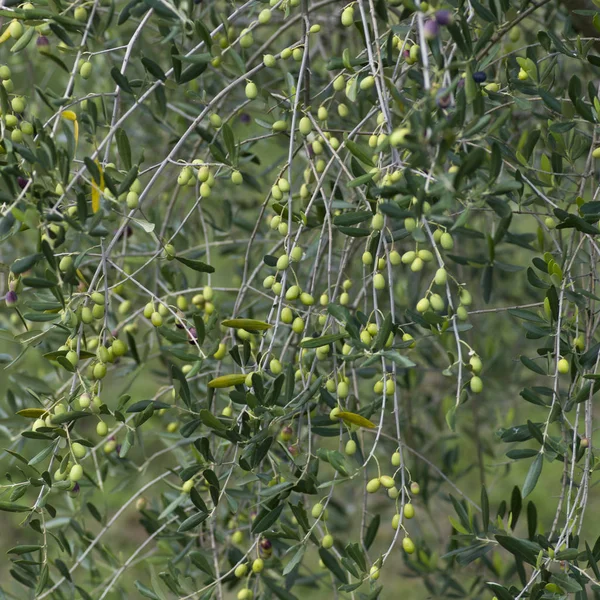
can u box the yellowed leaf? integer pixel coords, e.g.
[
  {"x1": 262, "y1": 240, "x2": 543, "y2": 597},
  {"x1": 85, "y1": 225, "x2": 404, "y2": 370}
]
[
  {"x1": 91, "y1": 160, "x2": 104, "y2": 214},
  {"x1": 221, "y1": 319, "x2": 272, "y2": 331},
  {"x1": 208, "y1": 374, "x2": 247, "y2": 388},
  {"x1": 335, "y1": 411, "x2": 376, "y2": 429}
]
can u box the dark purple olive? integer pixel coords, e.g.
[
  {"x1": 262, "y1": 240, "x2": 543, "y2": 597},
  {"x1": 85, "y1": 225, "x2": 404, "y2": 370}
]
[
  {"x1": 260, "y1": 538, "x2": 272, "y2": 550},
  {"x1": 5, "y1": 291, "x2": 17, "y2": 307},
  {"x1": 17, "y1": 176, "x2": 28, "y2": 189},
  {"x1": 36, "y1": 35, "x2": 50, "y2": 49},
  {"x1": 187, "y1": 327, "x2": 198, "y2": 344},
  {"x1": 437, "y1": 93, "x2": 452, "y2": 109},
  {"x1": 423, "y1": 20, "x2": 440, "y2": 41},
  {"x1": 239, "y1": 113, "x2": 251, "y2": 124},
  {"x1": 473, "y1": 71, "x2": 487, "y2": 83},
  {"x1": 71, "y1": 483, "x2": 80, "y2": 493},
  {"x1": 435, "y1": 10, "x2": 453, "y2": 26}
]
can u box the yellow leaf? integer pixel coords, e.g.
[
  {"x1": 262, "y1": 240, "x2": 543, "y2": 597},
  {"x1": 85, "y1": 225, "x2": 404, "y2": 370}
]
[
  {"x1": 61, "y1": 111, "x2": 78, "y2": 147},
  {"x1": 221, "y1": 319, "x2": 272, "y2": 331},
  {"x1": 91, "y1": 160, "x2": 104, "y2": 214},
  {"x1": 335, "y1": 411, "x2": 376, "y2": 429},
  {"x1": 208, "y1": 374, "x2": 247, "y2": 388},
  {"x1": 17, "y1": 408, "x2": 46, "y2": 419}
]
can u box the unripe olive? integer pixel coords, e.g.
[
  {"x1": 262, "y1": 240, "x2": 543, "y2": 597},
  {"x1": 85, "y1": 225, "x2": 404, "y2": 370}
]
[
  {"x1": 456, "y1": 306, "x2": 468, "y2": 320},
  {"x1": 10, "y1": 129, "x2": 23, "y2": 143},
  {"x1": 317, "y1": 105, "x2": 328, "y2": 121},
  {"x1": 292, "y1": 317, "x2": 304, "y2": 334},
  {"x1": 333, "y1": 75, "x2": 345, "y2": 91},
  {"x1": 345, "y1": 440, "x2": 357, "y2": 455},
  {"x1": 417, "y1": 249, "x2": 433, "y2": 262},
  {"x1": 391, "y1": 451, "x2": 401, "y2": 466},
  {"x1": 79, "y1": 393, "x2": 91, "y2": 409},
  {"x1": 373, "y1": 273, "x2": 385, "y2": 290},
  {"x1": 470, "y1": 376, "x2": 483, "y2": 393},
  {"x1": 558, "y1": 358, "x2": 569, "y2": 374},
  {"x1": 459, "y1": 289, "x2": 472, "y2": 306},
  {"x1": 80, "y1": 61, "x2": 92, "y2": 79},
  {"x1": 32, "y1": 418, "x2": 46, "y2": 432},
  {"x1": 337, "y1": 381, "x2": 349, "y2": 398},
  {"x1": 416, "y1": 298, "x2": 430, "y2": 313},
  {"x1": 410, "y1": 481, "x2": 420, "y2": 494},
  {"x1": 402, "y1": 537, "x2": 416, "y2": 554},
  {"x1": 300, "y1": 292, "x2": 314, "y2": 306},
  {"x1": 72, "y1": 442, "x2": 86, "y2": 459},
  {"x1": 380, "y1": 475, "x2": 395, "y2": 488},
  {"x1": 402, "y1": 251, "x2": 416, "y2": 264},
  {"x1": 286, "y1": 285, "x2": 300, "y2": 301},
  {"x1": 96, "y1": 421, "x2": 108, "y2": 436},
  {"x1": 272, "y1": 282, "x2": 282, "y2": 295},
  {"x1": 263, "y1": 54, "x2": 276, "y2": 67},
  {"x1": 434, "y1": 268, "x2": 447, "y2": 286},
  {"x1": 182, "y1": 479, "x2": 194, "y2": 493},
  {"x1": 11, "y1": 96, "x2": 26, "y2": 114},
  {"x1": 20, "y1": 121, "x2": 33, "y2": 135},
  {"x1": 245, "y1": 81, "x2": 258, "y2": 99},
  {"x1": 66, "y1": 350, "x2": 78, "y2": 366},
  {"x1": 404, "y1": 217, "x2": 416, "y2": 232},
  {"x1": 270, "y1": 358, "x2": 282, "y2": 374},
  {"x1": 93, "y1": 362, "x2": 107, "y2": 379},
  {"x1": 239, "y1": 28, "x2": 253, "y2": 48},
  {"x1": 372, "y1": 213, "x2": 384, "y2": 230},
  {"x1": 8, "y1": 21, "x2": 24, "y2": 40},
  {"x1": 360, "y1": 75, "x2": 375, "y2": 91},
  {"x1": 311, "y1": 502, "x2": 324, "y2": 518},
  {"x1": 276, "y1": 255, "x2": 289, "y2": 270},
  {"x1": 469, "y1": 355, "x2": 482, "y2": 374},
  {"x1": 0, "y1": 65, "x2": 11, "y2": 80},
  {"x1": 281, "y1": 307, "x2": 293, "y2": 324},
  {"x1": 151, "y1": 312, "x2": 163, "y2": 327},
  {"x1": 404, "y1": 503, "x2": 415, "y2": 519},
  {"x1": 92, "y1": 304, "x2": 105, "y2": 320},
  {"x1": 339, "y1": 292, "x2": 349, "y2": 305},
  {"x1": 234, "y1": 563, "x2": 248, "y2": 578},
  {"x1": 369, "y1": 565, "x2": 380, "y2": 580},
  {"x1": 237, "y1": 590, "x2": 253, "y2": 600},
  {"x1": 392, "y1": 513, "x2": 401, "y2": 529},
  {"x1": 258, "y1": 8, "x2": 272, "y2": 23},
  {"x1": 366, "y1": 478, "x2": 381, "y2": 493},
  {"x1": 272, "y1": 120, "x2": 288, "y2": 132},
  {"x1": 292, "y1": 47, "x2": 303, "y2": 61},
  {"x1": 341, "y1": 6, "x2": 354, "y2": 26},
  {"x1": 430, "y1": 293, "x2": 445, "y2": 312},
  {"x1": 389, "y1": 250, "x2": 401, "y2": 265},
  {"x1": 440, "y1": 232, "x2": 454, "y2": 250},
  {"x1": 209, "y1": 113, "x2": 222, "y2": 128},
  {"x1": 69, "y1": 464, "x2": 83, "y2": 482},
  {"x1": 312, "y1": 139, "x2": 324, "y2": 155},
  {"x1": 322, "y1": 534, "x2": 334, "y2": 549},
  {"x1": 74, "y1": 6, "x2": 88, "y2": 21},
  {"x1": 385, "y1": 379, "x2": 395, "y2": 396},
  {"x1": 252, "y1": 558, "x2": 264, "y2": 573},
  {"x1": 231, "y1": 530, "x2": 244, "y2": 544}
]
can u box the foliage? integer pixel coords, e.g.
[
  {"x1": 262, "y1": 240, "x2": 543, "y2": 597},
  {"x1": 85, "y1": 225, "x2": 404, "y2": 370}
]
[{"x1": 1, "y1": 0, "x2": 600, "y2": 599}]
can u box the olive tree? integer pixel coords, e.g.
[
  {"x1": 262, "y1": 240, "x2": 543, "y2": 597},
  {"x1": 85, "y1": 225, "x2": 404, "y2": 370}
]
[{"x1": 1, "y1": 0, "x2": 600, "y2": 598}]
